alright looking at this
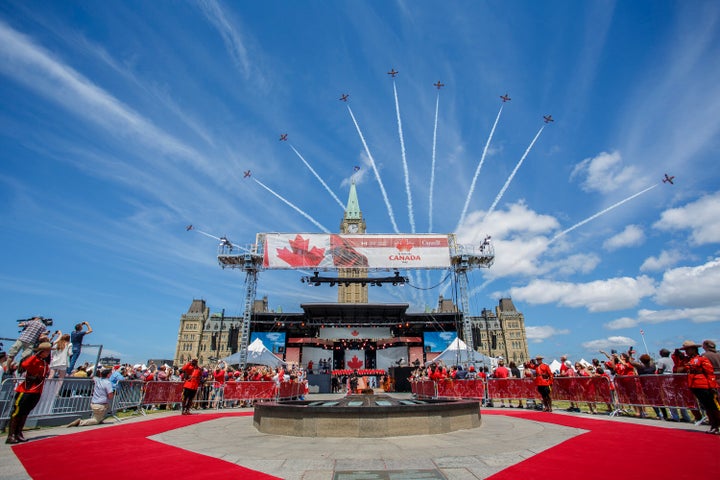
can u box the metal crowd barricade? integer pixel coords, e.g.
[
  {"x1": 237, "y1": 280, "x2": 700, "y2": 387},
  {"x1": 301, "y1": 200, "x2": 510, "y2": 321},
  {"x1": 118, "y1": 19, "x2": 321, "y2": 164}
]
[
  {"x1": 111, "y1": 380, "x2": 146, "y2": 416},
  {"x1": 436, "y1": 378, "x2": 486, "y2": 399},
  {"x1": 552, "y1": 376, "x2": 613, "y2": 406},
  {"x1": 487, "y1": 378, "x2": 536, "y2": 402},
  {"x1": 277, "y1": 381, "x2": 304, "y2": 400},
  {"x1": 224, "y1": 381, "x2": 277, "y2": 403},
  {"x1": 0, "y1": 377, "x2": 95, "y2": 421},
  {"x1": 612, "y1": 374, "x2": 700, "y2": 411},
  {"x1": 142, "y1": 381, "x2": 183, "y2": 409}
]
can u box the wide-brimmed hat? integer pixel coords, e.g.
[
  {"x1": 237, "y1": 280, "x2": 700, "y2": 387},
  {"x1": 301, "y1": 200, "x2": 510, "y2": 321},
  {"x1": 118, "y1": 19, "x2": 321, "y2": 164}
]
[
  {"x1": 34, "y1": 342, "x2": 52, "y2": 351},
  {"x1": 679, "y1": 340, "x2": 701, "y2": 350},
  {"x1": 535, "y1": 354, "x2": 544, "y2": 360}
]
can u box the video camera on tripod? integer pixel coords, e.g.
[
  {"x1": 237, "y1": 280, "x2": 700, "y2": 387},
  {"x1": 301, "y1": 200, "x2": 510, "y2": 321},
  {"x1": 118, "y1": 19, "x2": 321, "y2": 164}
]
[{"x1": 16, "y1": 316, "x2": 53, "y2": 333}]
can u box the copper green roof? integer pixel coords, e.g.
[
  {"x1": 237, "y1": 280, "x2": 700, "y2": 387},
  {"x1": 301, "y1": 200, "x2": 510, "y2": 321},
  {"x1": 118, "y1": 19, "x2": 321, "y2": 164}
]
[{"x1": 345, "y1": 181, "x2": 362, "y2": 220}]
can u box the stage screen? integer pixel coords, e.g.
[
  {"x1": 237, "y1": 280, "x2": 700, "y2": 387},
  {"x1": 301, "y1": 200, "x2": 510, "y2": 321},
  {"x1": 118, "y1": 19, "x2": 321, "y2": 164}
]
[
  {"x1": 423, "y1": 331, "x2": 456, "y2": 352},
  {"x1": 250, "y1": 331, "x2": 286, "y2": 355}
]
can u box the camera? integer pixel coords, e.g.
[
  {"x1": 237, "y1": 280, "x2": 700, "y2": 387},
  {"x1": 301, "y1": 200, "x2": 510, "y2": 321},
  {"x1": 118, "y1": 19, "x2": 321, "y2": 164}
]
[{"x1": 16, "y1": 316, "x2": 53, "y2": 333}]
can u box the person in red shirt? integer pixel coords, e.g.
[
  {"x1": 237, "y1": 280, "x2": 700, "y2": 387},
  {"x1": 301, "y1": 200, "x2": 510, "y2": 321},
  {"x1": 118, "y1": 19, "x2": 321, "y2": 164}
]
[
  {"x1": 180, "y1": 358, "x2": 201, "y2": 415},
  {"x1": 676, "y1": 340, "x2": 720, "y2": 434},
  {"x1": 492, "y1": 360, "x2": 510, "y2": 407},
  {"x1": 6, "y1": 342, "x2": 51, "y2": 444},
  {"x1": 531, "y1": 355, "x2": 554, "y2": 412}
]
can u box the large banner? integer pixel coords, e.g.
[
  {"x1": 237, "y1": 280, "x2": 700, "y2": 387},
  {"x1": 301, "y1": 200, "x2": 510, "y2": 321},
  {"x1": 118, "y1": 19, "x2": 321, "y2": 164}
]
[{"x1": 262, "y1": 233, "x2": 452, "y2": 270}]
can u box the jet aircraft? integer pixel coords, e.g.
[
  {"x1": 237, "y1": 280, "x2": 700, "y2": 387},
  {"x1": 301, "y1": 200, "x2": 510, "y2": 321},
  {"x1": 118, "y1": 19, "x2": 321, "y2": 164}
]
[
  {"x1": 663, "y1": 173, "x2": 675, "y2": 185},
  {"x1": 243, "y1": 170, "x2": 251, "y2": 178},
  {"x1": 434, "y1": 81, "x2": 445, "y2": 89},
  {"x1": 543, "y1": 115, "x2": 554, "y2": 123},
  {"x1": 387, "y1": 69, "x2": 398, "y2": 78},
  {"x1": 500, "y1": 94, "x2": 511, "y2": 102},
  {"x1": 279, "y1": 133, "x2": 287, "y2": 141},
  {"x1": 339, "y1": 94, "x2": 349, "y2": 102}
]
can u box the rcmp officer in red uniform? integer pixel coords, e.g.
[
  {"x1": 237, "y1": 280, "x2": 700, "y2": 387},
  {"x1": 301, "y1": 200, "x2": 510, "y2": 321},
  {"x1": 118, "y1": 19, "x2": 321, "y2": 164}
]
[
  {"x1": 676, "y1": 340, "x2": 720, "y2": 434},
  {"x1": 6, "y1": 342, "x2": 51, "y2": 444},
  {"x1": 532, "y1": 355, "x2": 554, "y2": 412}
]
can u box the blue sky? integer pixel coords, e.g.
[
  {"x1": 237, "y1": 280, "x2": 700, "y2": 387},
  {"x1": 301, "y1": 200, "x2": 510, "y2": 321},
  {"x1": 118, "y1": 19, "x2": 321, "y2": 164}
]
[{"x1": 1, "y1": 1, "x2": 719, "y2": 365}]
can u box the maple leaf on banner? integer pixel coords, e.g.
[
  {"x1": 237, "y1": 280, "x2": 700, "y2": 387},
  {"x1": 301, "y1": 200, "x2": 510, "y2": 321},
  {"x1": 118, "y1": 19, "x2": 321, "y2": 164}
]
[
  {"x1": 276, "y1": 234, "x2": 326, "y2": 267},
  {"x1": 351, "y1": 330, "x2": 360, "y2": 337},
  {"x1": 347, "y1": 355, "x2": 364, "y2": 369},
  {"x1": 395, "y1": 238, "x2": 413, "y2": 252}
]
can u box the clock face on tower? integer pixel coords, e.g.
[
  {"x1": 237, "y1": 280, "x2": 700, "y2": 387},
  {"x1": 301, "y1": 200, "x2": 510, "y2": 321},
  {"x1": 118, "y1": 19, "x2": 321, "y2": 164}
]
[{"x1": 347, "y1": 224, "x2": 359, "y2": 233}]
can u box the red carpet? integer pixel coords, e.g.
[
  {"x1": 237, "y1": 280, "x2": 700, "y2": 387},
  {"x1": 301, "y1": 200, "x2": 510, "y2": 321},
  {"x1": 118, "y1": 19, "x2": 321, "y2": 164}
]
[
  {"x1": 11, "y1": 411, "x2": 719, "y2": 479},
  {"x1": 484, "y1": 410, "x2": 720, "y2": 480},
  {"x1": 11, "y1": 412, "x2": 280, "y2": 480}
]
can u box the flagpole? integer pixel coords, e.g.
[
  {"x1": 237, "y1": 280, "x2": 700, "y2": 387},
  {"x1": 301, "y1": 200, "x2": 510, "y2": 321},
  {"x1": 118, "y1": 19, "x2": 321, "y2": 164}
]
[{"x1": 640, "y1": 329, "x2": 650, "y2": 356}]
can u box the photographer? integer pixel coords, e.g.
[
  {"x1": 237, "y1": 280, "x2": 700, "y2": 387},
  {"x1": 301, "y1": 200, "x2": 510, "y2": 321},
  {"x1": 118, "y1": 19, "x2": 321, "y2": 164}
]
[
  {"x1": 5, "y1": 317, "x2": 50, "y2": 371},
  {"x1": 67, "y1": 321, "x2": 93, "y2": 375}
]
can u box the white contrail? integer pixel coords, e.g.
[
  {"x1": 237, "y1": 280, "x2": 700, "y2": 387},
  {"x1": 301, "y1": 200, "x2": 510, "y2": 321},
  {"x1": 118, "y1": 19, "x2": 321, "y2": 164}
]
[
  {"x1": 548, "y1": 183, "x2": 660, "y2": 245},
  {"x1": 253, "y1": 178, "x2": 330, "y2": 233},
  {"x1": 289, "y1": 144, "x2": 345, "y2": 210},
  {"x1": 456, "y1": 105, "x2": 504, "y2": 232},
  {"x1": 347, "y1": 105, "x2": 400, "y2": 233},
  {"x1": 429, "y1": 93, "x2": 440, "y2": 232},
  {"x1": 393, "y1": 81, "x2": 415, "y2": 233},
  {"x1": 187, "y1": 227, "x2": 250, "y2": 253},
  {"x1": 484, "y1": 125, "x2": 545, "y2": 220},
  {"x1": 470, "y1": 183, "x2": 660, "y2": 296}
]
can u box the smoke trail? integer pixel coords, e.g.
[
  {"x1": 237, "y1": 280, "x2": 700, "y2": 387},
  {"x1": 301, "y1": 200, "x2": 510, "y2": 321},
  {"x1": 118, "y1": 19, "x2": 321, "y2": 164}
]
[
  {"x1": 429, "y1": 93, "x2": 440, "y2": 233},
  {"x1": 253, "y1": 178, "x2": 331, "y2": 233},
  {"x1": 188, "y1": 226, "x2": 251, "y2": 253},
  {"x1": 289, "y1": 144, "x2": 345, "y2": 210},
  {"x1": 484, "y1": 126, "x2": 544, "y2": 220},
  {"x1": 393, "y1": 81, "x2": 415, "y2": 233},
  {"x1": 456, "y1": 105, "x2": 504, "y2": 231},
  {"x1": 470, "y1": 183, "x2": 660, "y2": 296},
  {"x1": 347, "y1": 105, "x2": 400, "y2": 233},
  {"x1": 548, "y1": 183, "x2": 659, "y2": 245}
]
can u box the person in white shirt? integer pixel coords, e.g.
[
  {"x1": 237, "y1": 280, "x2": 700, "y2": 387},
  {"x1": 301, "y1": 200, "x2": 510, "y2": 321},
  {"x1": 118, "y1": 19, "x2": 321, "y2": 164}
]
[{"x1": 67, "y1": 368, "x2": 114, "y2": 427}]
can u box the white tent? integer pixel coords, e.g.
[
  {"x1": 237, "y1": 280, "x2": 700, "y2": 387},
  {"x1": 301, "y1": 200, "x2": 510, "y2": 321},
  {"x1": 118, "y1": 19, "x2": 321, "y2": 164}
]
[
  {"x1": 222, "y1": 338, "x2": 286, "y2": 368},
  {"x1": 548, "y1": 359, "x2": 562, "y2": 374},
  {"x1": 427, "y1": 337, "x2": 493, "y2": 367}
]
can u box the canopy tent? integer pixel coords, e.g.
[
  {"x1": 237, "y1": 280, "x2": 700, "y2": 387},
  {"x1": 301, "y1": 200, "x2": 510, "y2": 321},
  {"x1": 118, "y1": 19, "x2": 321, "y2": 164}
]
[
  {"x1": 222, "y1": 338, "x2": 286, "y2": 368},
  {"x1": 427, "y1": 337, "x2": 493, "y2": 367},
  {"x1": 548, "y1": 359, "x2": 562, "y2": 374}
]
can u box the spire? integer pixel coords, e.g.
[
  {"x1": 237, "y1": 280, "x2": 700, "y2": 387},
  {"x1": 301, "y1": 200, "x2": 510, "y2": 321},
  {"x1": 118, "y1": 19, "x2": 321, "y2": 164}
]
[{"x1": 345, "y1": 180, "x2": 362, "y2": 220}]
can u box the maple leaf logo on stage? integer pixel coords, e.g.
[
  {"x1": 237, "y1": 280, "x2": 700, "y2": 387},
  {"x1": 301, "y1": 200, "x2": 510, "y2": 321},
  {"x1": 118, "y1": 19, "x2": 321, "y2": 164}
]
[
  {"x1": 351, "y1": 330, "x2": 359, "y2": 337},
  {"x1": 276, "y1": 234, "x2": 326, "y2": 267},
  {"x1": 347, "y1": 355, "x2": 364, "y2": 369},
  {"x1": 395, "y1": 239, "x2": 413, "y2": 252}
]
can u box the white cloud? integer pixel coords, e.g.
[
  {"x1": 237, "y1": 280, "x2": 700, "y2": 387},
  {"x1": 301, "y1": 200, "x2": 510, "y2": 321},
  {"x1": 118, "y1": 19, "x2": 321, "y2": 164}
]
[
  {"x1": 606, "y1": 306, "x2": 720, "y2": 330},
  {"x1": 640, "y1": 250, "x2": 683, "y2": 272},
  {"x1": 458, "y1": 200, "x2": 559, "y2": 243},
  {"x1": 581, "y1": 336, "x2": 636, "y2": 351},
  {"x1": 604, "y1": 317, "x2": 638, "y2": 330},
  {"x1": 196, "y1": 0, "x2": 252, "y2": 79},
  {"x1": 525, "y1": 325, "x2": 570, "y2": 342},
  {"x1": 510, "y1": 276, "x2": 656, "y2": 312},
  {"x1": 570, "y1": 151, "x2": 639, "y2": 193},
  {"x1": 654, "y1": 258, "x2": 720, "y2": 308},
  {"x1": 603, "y1": 224, "x2": 644, "y2": 251},
  {"x1": 551, "y1": 253, "x2": 601, "y2": 276},
  {"x1": 653, "y1": 191, "x2": 720, "y2": 245}
]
